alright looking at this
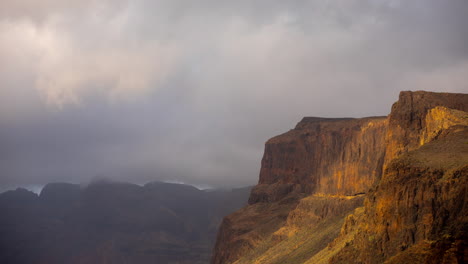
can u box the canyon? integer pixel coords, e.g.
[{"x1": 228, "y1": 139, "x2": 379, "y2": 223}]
[{"x1": 212, "y1": 91, "x2": 468, "y2": 264}]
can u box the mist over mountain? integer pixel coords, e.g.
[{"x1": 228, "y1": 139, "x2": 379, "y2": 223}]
[{"x1": 0, "y1": 181, "x2": 251, "y2": 264}]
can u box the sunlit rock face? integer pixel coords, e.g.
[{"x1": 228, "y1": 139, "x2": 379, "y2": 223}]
[
  {"x1": 212, "y1": 91, "x2": 468, "y2": 264},
  {"x1": 384, "y1": 91, "x2": 468, "y2": 169},
  {"x1": 420, "y1": 106, "x2": 468, "y2": 145},
  {"x1": 249, "y1": 116, "x2": 387, "y2": 204},
  {"x1": 331, "y1": 123, "x2": 468, "y2": 264}
]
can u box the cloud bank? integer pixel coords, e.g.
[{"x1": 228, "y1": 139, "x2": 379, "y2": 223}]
[{"x1": 1, "y1": 0, "x2": 467, "y2": 189}]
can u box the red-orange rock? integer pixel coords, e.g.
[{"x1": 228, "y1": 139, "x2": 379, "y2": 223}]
[{"x1": 250, "y1": 116, "x2": 387, "y2": 204}]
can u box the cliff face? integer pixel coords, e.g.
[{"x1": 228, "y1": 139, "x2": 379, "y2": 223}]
[
  {"x1": 212, "y1": 91, "x2": 468, "y2": 264},
  {"x1": 250, "y1": 116, "x2": 387, "y2": 204}
]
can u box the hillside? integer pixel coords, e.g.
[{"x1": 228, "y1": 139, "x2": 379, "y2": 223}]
[{"x1": 0, "y1": 181, "x2": 251, "y2": 264}]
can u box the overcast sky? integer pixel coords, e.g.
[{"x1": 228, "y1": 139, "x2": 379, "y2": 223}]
[{"x1": 1, "y1": 0, "x2": 467, "y2": 191}]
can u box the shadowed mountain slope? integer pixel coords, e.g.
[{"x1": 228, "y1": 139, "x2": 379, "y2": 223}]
[{"x1": 0, "y1": 181, "x2": 251, "y2": 264}]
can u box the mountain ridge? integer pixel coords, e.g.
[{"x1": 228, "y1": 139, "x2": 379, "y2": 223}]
[{"x1": 0, "y1": 181, "x2": 252, "y2": 264}]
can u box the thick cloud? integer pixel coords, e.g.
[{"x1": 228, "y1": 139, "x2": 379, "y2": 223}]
[{"x1": 1, "y1": 0, "x2": 467, "y2": 190}]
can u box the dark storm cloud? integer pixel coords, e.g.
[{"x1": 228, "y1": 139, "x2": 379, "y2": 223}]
[{"x1": 1, "y1": 0, "x2": 467, "y2": 190}]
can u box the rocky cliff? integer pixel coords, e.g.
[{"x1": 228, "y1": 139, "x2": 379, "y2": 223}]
[
  {"x1": 212, "y1": 90, "x2": 468, "y2": 264},
  {"x1": 250, "y1": 116, "x2": 387, "y2": 204}
]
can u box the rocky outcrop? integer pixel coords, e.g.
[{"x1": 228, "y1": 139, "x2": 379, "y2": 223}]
[
  {"x1": 212, "y1": 90, "x2": 468, "y2": 264},
  {"x1": 420, "y1": 106, "x2": 468, "y2": 145},
  {"x1": 384, "y1": 91, "x2": 468, "y2": 168}
]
